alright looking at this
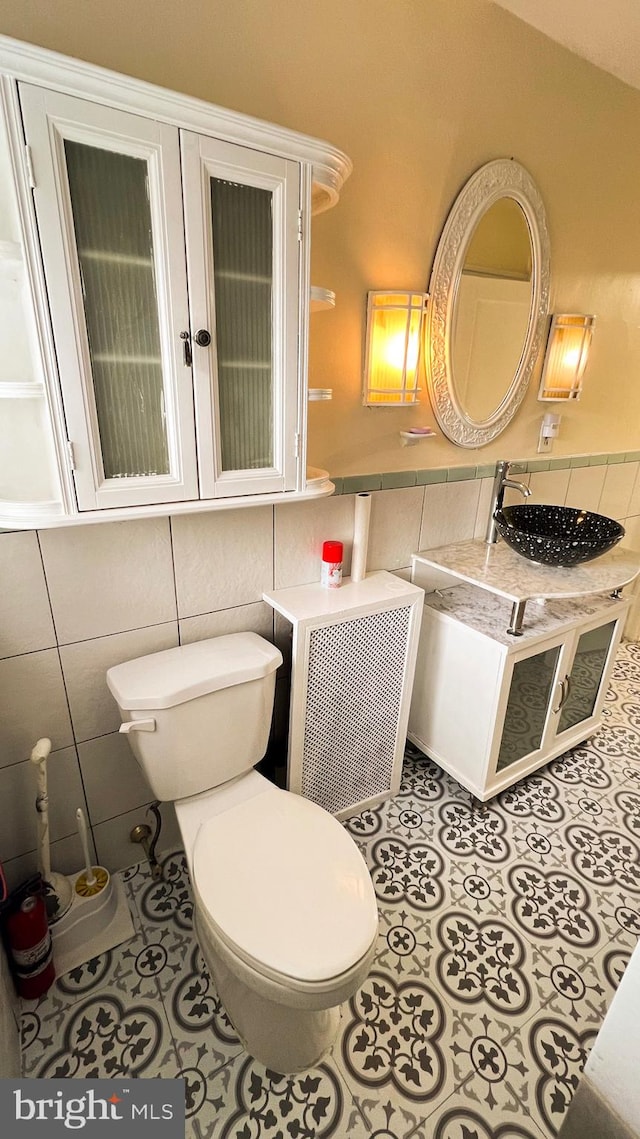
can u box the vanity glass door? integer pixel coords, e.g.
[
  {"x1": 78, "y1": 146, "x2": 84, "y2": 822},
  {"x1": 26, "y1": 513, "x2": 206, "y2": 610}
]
[
  {"x1": 496, "y1": 644, "x2": 561, "y2": 771},
  {"x1": 558, "y1": 620, "x2": 617, "y2": 735}
]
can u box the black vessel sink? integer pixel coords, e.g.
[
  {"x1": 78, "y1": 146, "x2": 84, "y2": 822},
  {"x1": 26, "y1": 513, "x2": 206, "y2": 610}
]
[{"x1": 493, "y1": 504, "x2": 625, "y2": 567}]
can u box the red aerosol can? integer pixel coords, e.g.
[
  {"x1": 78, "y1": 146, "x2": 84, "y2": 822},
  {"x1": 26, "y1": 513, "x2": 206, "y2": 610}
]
[{"x1": 5, "y1": 893, "x2": 55, "y2": 999}]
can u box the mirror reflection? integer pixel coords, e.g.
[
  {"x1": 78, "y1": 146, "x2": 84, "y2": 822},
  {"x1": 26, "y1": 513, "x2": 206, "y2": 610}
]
[{"x1": 451, "y1": 197, "x2": 532, "y2": 423}]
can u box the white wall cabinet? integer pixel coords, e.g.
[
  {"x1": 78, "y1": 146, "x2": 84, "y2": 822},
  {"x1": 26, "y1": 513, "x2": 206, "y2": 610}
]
[
  {"x1": 0, "y1": 36, "x2": 350, "y2": 527},
  {"x1": 408, "y1": 583, "x2": 630, "y2": 800}
]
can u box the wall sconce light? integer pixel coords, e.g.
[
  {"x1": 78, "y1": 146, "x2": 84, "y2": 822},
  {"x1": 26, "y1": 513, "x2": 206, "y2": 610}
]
[
  {"x1": 363, "y1": 291, "x2": 429, "y2": 406},
  {"x1": 538, "y1": 313, "x2": 595, "y2": 402}
]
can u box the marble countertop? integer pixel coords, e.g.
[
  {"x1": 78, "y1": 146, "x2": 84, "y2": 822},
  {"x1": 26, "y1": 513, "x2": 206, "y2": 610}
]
[
  {"x1": 424, "y1": 582, "x2": 626, "y2": 649},
  {"x1": 412, "y1": 539, "x2": 640, "y2": 604}
]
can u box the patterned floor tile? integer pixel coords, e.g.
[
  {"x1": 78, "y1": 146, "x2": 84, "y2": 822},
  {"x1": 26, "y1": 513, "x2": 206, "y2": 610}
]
[
  {"x1": 551, "y1": 818, "x2": 640, "y2": 897},
  {"x1": 495, "y1": 775, "x2": 569, "y2": 829},
  {"x1": 183, "y1": 1051, "x2": 371, "y2": 1139},
  {"x1": 588, "y1": 883, "x2": 640, "y2": 950},
  {"x1": 158, "y1": 929, "x2": 243, "y2": 1076},
  {"x1": 589, "y1": 940, "x2": 632, "y2": 1005},
  {"x1": 528, "y1": 945, "x2": 609, "y2": 1027},
  {"x1": 507, "y1": 819, "x2": 572, "y2": 873},
  {"x1": 524, "y1": 1015, "x2": 599, "y2": 1137},
  {"x1": 449, "y1": 1009, "x2": 544, "y2": 1130},
  {"x1": 22, "y1": 986, "x2": 178, "y2": 1079},
  {"x1": 126, "y1": 848, "x2": 194, "y2": 942},
  {"x1": 334, "y1": 968, "x2": 456, "y2": 1120},
  {"x1": 505, "y1": 862, "x2": 612, "y2": 953},
  {"x1": 20, "y1": 926, "x2": 171, "y2": 1072},
  {"x1": 424, "y1": 1089, "x2": 548, "y2": 1138},
  {"x1": 545, "y1": 745, "x2": 619, "y2": 796},
  {"x1": 435, "y1": 913, "x2": 550, "y2": 1028}
]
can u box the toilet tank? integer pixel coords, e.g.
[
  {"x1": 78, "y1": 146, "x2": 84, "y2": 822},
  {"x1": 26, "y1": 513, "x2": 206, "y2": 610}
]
[{"x1": 106, "y1": 633, "x2": 282, "y2": 802}]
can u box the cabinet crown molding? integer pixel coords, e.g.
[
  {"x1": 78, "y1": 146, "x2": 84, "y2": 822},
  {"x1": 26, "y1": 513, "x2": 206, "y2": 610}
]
[{"x1": 0, "y1": 33, "x2": 352, "y2": 212}]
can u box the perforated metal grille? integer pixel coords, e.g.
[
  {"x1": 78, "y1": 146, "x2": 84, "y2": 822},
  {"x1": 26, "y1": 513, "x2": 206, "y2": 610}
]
[{"x1": 301, "y1": 606, "x2": 412, "y2": 815}]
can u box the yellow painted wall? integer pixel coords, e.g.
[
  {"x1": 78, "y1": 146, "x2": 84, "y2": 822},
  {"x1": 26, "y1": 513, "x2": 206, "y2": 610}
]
[{"x1": 4, "y1": 0, "x2": 640, "y2": 475}]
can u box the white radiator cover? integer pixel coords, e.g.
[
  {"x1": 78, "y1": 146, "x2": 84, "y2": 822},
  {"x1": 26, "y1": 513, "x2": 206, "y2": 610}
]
[{"x1": 264, "y1": 572, "x2": 424, "y2": 818}]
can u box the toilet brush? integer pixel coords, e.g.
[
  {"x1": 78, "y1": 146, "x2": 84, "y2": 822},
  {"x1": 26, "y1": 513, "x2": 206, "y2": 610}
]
[
  {"x1": 30, "y1": 738, "x2": 73, "y2": 922},
  {"x1": 74, "y1": 807, "x2": 108, "y2": 898}
]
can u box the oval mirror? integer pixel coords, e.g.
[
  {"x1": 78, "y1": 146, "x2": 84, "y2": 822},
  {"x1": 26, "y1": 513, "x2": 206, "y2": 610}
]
[{"x1": 425, "y1": 159, "x2": 550, "y2": 447}]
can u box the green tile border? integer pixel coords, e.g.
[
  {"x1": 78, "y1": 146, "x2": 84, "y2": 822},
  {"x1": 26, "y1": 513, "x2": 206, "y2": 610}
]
[
  {"x1": 341, "y1": 474, "x2": 383, "y2": 493},
  {"x1": 378, "y1": 471, "x2": 419, "y2": 489},
  {"x1": 447, "y1": 466, "x2": 477, "y2": 482},
  {"x1": 332, "y1": 451, "x2": 634, "y2": 493},
  {"x1": 416, "y1": 468, "x2": 448, "y2": 485}
]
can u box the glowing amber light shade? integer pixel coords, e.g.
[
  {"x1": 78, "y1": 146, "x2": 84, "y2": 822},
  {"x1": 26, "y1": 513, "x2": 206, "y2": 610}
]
[
  {"x1": 363, "y1": 292, "x2": 428, "y2": 406},
  {"x1": 538, "y1": 314, "x2": 595, "y2": 401}
]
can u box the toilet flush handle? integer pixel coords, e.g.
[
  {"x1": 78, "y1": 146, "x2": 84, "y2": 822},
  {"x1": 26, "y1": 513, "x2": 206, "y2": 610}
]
[{"x1": 119, "y1": 718, "x2": 156, "y2": 734}]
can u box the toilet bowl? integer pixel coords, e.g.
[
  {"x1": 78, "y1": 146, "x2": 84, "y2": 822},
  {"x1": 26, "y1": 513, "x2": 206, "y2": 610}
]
[{"x1": 106, "y1": 633, "x2": 379, "y2": 1073}]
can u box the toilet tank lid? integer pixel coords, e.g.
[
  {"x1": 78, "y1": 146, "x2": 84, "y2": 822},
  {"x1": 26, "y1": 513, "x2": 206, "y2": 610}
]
[{"x1": 106, "y1": 633, "x2": 283, "y2": 710}]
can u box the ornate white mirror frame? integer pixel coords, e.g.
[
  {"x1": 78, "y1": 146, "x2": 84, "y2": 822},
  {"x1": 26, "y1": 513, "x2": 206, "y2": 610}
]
[{"x1": 425, "y1": 158, "x2": 550, "y2": 448}]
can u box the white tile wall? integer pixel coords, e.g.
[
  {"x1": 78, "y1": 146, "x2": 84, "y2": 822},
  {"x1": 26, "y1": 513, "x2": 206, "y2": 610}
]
[
  {"x1": 528, "y1": 469, "x2": 571, "y2": 505},
  {"x1": 78, "y1": 733, "x2": 154, "y2": 825},
  {"x1": 565, "y1": 465, "x2": 607, "y2": 513},
  {"x1": 419, "y1": 480, "x2": 481, "y2": 550},
  {"x1": 179, "y1": 602, "x2": 273, "y2": 644},
  {"x1": 599, "y1": 462, "x2": 639, "y2": 521},
  {"x1": 367, "y1": 487, "x2": 424, "y2": 571},
  {"x1": 2, "y1": 460, "x2": 639, "y2": 876},
  {"x1": 39, "y1": 519, "x2": 176, "y2": 642},
  {"x1": 60, "y1": 623, "x2": 179, "y2": 743},
  {"x1": 474, "y1": 478, "x2": 494, "y2": 539},
  {"x1": 627, "y1": 467, "x2": 640, "y2": 517},
  {"x1": 0, "y1": 650, "x2": 73, "y2": 769},
  {"x1": 0, "y1": 531, "x2": 55, "y2": 658},
  {"x1": 171, "y1": 507, "x2": 273, "y2": 616}
]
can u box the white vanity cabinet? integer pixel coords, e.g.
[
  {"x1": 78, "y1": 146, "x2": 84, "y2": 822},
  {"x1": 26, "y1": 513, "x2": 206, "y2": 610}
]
[
  {"x1": 0, "y1": 36, "x2": 350, "y2": 527},
  {"x1": 408, "y1": 582, "x2": 630, "y2": 801}
]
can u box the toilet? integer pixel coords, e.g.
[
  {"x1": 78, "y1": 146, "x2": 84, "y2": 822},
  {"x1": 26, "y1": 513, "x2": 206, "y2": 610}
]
[{"x1": 106, "y1": 632, "x2": 378, "y2": 1073}]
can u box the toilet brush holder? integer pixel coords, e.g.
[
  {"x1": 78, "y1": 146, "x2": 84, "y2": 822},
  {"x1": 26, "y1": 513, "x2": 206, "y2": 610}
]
[{"x1": 49, "y1": 866, "x2": 134, "y2": 978}]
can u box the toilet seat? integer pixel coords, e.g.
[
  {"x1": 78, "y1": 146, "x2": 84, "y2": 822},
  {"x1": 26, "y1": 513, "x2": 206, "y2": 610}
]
[{"x1": 192, "y1": 788, "x2": 378, "y2": 986}]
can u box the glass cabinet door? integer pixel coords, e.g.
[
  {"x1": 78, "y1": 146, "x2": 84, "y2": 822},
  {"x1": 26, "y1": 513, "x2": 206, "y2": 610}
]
[
  {"x1": 181, "y1": 132, "x2": 300, "y2": 498},
  {"x1": 496, "y1": 644, "x2": 561, "y2": 771},
  {"x1": 19, "y1": 85, "x2": 198, "y2": 510},
  {"x1": 558, "y1": 620, "x2": 617, "y2": 735}
]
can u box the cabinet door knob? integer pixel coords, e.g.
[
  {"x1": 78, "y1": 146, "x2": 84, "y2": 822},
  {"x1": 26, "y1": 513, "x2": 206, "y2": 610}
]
[{"x1": 194, "y1": 329, "x2": 212, "y2": 348}]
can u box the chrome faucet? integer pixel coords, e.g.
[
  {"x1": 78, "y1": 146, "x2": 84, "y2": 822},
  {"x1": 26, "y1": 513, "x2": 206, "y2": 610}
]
[{"x1": 485, "y1": 459, "x2": 532, "y2": 544}]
